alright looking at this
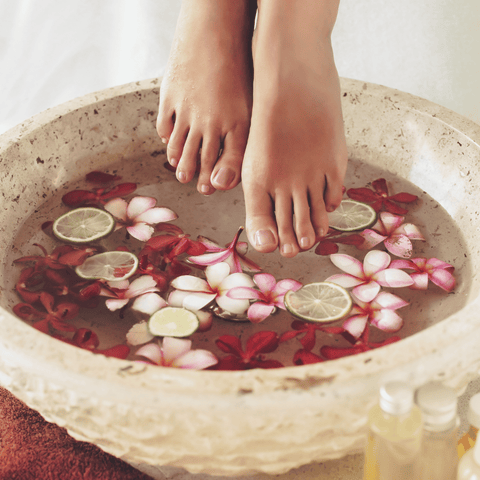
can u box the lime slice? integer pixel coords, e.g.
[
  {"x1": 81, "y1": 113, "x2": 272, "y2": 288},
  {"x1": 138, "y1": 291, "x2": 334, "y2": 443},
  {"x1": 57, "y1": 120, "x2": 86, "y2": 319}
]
[
  {"x1": 148, "y1": 307, "x2": 199, "y2": 337},
  {"x1": 284, "y1": 281, "x2": 352, "y2": 324},
  {"x1": 53, "y1": 207, "x2": 115, "y2": 243},
  {"x1": 327, "y1": 199, "x2": 376, "y2": 232},
  {"x1": 75, "y1": 251, "x2": 138, "y2": 281}
]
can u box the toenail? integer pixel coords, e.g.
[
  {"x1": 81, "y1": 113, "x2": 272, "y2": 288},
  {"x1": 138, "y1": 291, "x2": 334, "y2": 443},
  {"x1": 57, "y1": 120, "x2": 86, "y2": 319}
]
[
  {"x1": 213, "y1": 168, "x2": 235, "y2": 188},
  {"x1": 177, "y1": 171, "x2": 186, "y2": 182},
  {"x1": 200, "y1": 184, "x2": 211, "y2": 195},
  {"x1": 281, "y1": 244, "x2": 294, "y2": 255},
  {"x1": 318, "y1": 228, "x2": 326, "y2": 238},
  {"x1": 300, "y1": 237, "x2": 310, "y2": 249},
  {"x1": 254, "y1": 230, "x2": 276, "y2": 247},
  {"x1": 161, "y1": 137, "x2": 168, "y2": 144},
  {"x1": 326, "y1": 205, "x2": 335, "y2": 212},
  {"x1": 170, "y1": 158, "x2": 178, "y2": 168}
]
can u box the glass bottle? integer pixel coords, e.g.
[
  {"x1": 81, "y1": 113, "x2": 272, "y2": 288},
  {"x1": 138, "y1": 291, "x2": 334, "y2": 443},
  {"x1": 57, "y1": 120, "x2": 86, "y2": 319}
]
[
  {"x1": 363, "y1": 381, "x2": 423, "y2": 480},
  {"x1": 415, "y1": 382, "x2": 459, "y2": 480},
  {"x1": 458, "y1": 393, "x2": 480, "y2": 459}
]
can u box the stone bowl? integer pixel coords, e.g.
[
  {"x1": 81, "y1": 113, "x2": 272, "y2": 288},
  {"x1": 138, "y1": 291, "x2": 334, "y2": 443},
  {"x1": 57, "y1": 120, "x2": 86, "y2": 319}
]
[{"x1": 1, "y1": 78, "x2": 480, "y2": 477}]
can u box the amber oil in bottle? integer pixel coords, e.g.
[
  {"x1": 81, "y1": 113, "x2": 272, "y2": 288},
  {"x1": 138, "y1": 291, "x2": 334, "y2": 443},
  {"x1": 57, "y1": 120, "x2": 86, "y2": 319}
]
[{"x1": 458, "y1": 393, "x2": 480, "y2": 459}]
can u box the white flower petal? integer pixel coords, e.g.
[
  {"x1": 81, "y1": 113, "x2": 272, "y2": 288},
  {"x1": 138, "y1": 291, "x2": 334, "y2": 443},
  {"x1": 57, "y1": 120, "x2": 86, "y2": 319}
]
[
  {"x1": 205, "y1": 262, "x2": 231, "y2": 288},
  {"x1": 106, "y1": 298, "x2": 130, "y2": 311},
  {"x1": 131, "y1": 293, "x2": 167, "y2": 315},
  {"x1": 135, "y1": 342, "x2": 163, "y2": 365},
  {"x1": 127, "y1": 223, "x2": 155, "y2": 242},
  {"x1": 162, "y1": 337, "x2": 192, "y2": 364},
  {"x1": 170, "y1": 275, "x2": 211, "y2": 293},
  {"x1": 127, "y1": 196, "x2": 156, "y2": 219},
  {"x1": 104, "y1": 198, "x2": 128, "y2": 221},
  {"x1": 330, "y1": 254, "x2": 364, "y2": 278},
  {"x1": 363, "y1": 250, "x2": 391, "y2": 277},
  {"x1": 374, "y1": 269, "x2": 414, "y2": 288},
  {"x1": 172, "y1": 349, "x2": 218, "y2": 370},
  {"x1": 183, "y1": 292, "x2": 217, "y2": 311},
  {"x1": 352, "y1": 281, "x2": 381, "y2": 303},
  {"x1": 216, "y1": 294, "x2": 250, "y2": 315},
  {"x1": 126, "y1": 321, "x2": 155, "y2": 345},
  {"x1": 127, "y1": 275, "x2": 159, "y2": 298},
  {"x1": 135, "y1": 207, "x2": 177, "y2": 224}
]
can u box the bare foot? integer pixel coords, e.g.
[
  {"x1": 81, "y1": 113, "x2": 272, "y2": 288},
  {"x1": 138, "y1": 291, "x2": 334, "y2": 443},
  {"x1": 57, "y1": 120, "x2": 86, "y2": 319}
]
[
  {"x1": 157, "y1": 0, "x2": 256, "y2": 196},
  {"x1": 242, "y1": 0, "x2": 348, "y2": 258}
]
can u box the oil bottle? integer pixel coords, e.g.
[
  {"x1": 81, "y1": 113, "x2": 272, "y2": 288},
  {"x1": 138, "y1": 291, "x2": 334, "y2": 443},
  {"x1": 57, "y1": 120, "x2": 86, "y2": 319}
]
[
  {"x1": 457, "y1": 393, "x2": 480, "y2": 479},
  {"x1": 458, "y1": 393, "x2": 480, "y2": 459},
  {"x1": 415, "y1": 382, "x2": 459, "y2": 480},
  {"x1": 363, "y1": 381, "x2": 423, "y2": 480}
]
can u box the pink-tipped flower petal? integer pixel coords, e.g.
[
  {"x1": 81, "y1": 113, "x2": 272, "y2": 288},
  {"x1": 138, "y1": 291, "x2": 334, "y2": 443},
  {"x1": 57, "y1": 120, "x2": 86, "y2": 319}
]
[
  {"x1": 126, "y1": 223, "x2": 155, "y2": 242},
  {"x1": 104, "y1": 198, "x2": 128, "y2": 221},
  {"x1": 171, "y1": 275, "x2": 211, "y2": 293},
  {"x1": 248, "y1": 302, "x2": 276, "y2": 323},
  {"x1": 352, "y1": 281, "x2": 381, "y2": 303},
  {"x1": 162, "y1": 337, "x2": 192, "y2": 365},
  {"x1": 135, "y1": 206, "x2": 177, "y2": 224},
  {"x1": 374, "y1": 268, "x2": 414, "y2": 288},
  {"x1": 173, "y1": 349, "x2": 218, "y2": 369},
  {"x1": 326, "y1": 273, "x2": 365, "y2": 288},
  {"x1": 370, "y1": 309, "x2": 404, "y2": 332},
  {"x1": 106, "y1": 298, "x2": 130, "y2": 311},
  {"x1": 131, "y1": 293, "x2": 167, "y2": 315},
  {"x1": 363, "y1": 250, "x2": 392, "y2": 276},
  {"x1": 135, "y1": 342, "x2": 163, "y2": 364},
  {"x1": 430, "y1": 268, "x2": 456, "y2": 292},
  {"x1": 343, "y1": 315, "x2": 369, "y2": 339},
  {"x1": 127, "y1": 196, "x2": 157, "y2": 219},
  {"x1": 126, "y1": 321, "x2": 155, "y2": 345},
  {"x1": 253, "y1": 273, "x2": 277, "y2": 293},
  {"x1": 330, "y1": 254, "x2": 364, "y2": 278}
]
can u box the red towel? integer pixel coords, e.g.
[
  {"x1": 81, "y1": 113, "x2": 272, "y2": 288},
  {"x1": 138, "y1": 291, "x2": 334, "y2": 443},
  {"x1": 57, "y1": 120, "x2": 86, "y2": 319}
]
[{"x1": 0, "y1": 387, "x2": 153, "y2": 480}]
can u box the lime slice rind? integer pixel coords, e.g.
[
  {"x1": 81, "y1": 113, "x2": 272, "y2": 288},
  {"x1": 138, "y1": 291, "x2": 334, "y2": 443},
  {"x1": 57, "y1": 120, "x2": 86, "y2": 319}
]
[
  {"x1": 328, "y1": 199, "x2": 376, "y2": 232},
  {"x1": 53, "y1": 207, "x2": 115, "y2": 243},
  {"x1": 285, "y1": 281, "x2": 352, "y2": 324},
  {"x1": 75, "y1": 251, "x2": 139, "y2": 282},
  {"x1": 148, "y1": 307, "x2": 200, "y2": 337}
]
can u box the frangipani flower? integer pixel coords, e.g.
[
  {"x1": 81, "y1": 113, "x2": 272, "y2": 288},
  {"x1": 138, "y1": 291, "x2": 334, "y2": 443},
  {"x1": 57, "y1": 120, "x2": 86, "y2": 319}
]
[
  {"x1": 170, "y1": 262, "x2": 254, "y2": 314},
  {"x1": 187, "y1": 227, "x2": 261, "y2": 273},
  {"x1": 326, "y1": 250, "x2": 414, "y2": 303},
  {"x1": 135, "y1": 337, "x2": 217, "y2": 370},
  {"x1": 100, "y1": 275, "x2": 160, "y2": 311},
  {"x1": 390, "y1": 257, "x2": 455, "y2": 292},
  {"x1": 342, "y1": 291, "x2": 409, "y2": 339},
  {"x1": 359, "y1": 212, "x2": 425, "y2": 258},
  {"x1": 347, "y1": 178, "x2": 418, "y2": 215},
  {"x1": 104, "y1": 196, "x2": 177, "y2": 242},
  {"x1": 227, "y1": 273, "x2": 302, "y2": 323}
]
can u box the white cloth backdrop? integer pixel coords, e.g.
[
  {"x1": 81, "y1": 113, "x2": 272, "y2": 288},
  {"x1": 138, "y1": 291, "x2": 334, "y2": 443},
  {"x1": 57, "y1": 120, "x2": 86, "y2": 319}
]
[{"x1": 0, "y1": 0, "x2": 479, "y2": 134}]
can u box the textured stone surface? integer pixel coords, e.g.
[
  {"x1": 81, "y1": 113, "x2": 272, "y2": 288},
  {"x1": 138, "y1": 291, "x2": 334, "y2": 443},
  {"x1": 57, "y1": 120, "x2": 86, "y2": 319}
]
[{"x1": 1, "y1": 78, "x2": 480, "y2": 476}]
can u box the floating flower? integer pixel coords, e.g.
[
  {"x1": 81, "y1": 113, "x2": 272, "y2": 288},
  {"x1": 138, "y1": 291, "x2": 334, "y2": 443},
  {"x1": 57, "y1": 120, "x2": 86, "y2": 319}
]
[
  {"x1": 347, "y1": 178, "x2": 418, "y2": 215},
  {"x1": 62, "y1": 182, "x2": 137, "y2": 207},
  {"x1": 170, "y1": 262, "x2": 254, "y2": 314},
  {"x1": 134, "y1": 337, "x2": 217, "y2": 370},
  {"x1": 390, "y1": 257, "x2": 455, "y2": 292},
  {"x1": 104, "y1": 196, "x2": 178, "y2": 242},
  {"x1": 99, "y1": 275, "x2": 160, "y2": 311},
  {"x1": 342, "y1": 291, "x2": 409, "y2": 339},
  {"x1": 227, "y1": 273, "x2": 302, "y2": 323},
  {"x1": 326, "y1": 250, "x2": 414, "y2": 303},
  {"x1": 187, "y1": 227, "x2": 261, "y2": 273},
  {"x1": 214, "y1": 331, "x2": 283, "y2": 370},
  {"x1": 359, "y1": 212, "x2": 424, "y2": 258},
  {"x1": 59, "y1": 328, "x2": 130, "y2": 359},
  {"x1": 279, "y1": 320, "x2": 345, "y2": 351},
  {"x1": 314, "y1": 229, "x2": 364, "y2": 256}
]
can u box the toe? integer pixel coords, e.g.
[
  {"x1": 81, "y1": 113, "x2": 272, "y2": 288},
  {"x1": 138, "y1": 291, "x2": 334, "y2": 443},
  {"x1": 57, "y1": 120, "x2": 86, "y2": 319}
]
[
  {"x1": 210, "y1": 128, "x2": 247, "y2": 191},
  {"x1": 309, "y1": 186, "x2": 330, "y2": 240},
  {"x1": 176, "y1": 130, "x2": 202, "y2": 184},
  {"x1": 324, "y1": 171, "x2": 345, "y2": 213},
  {"x1": 167, "y1": 120, "x2": 189, "y2": 169},
  {"x1": 197, "y1": 132, "x2": 221, "y2": 195},
  {"x1": 244, "y1": 188, "x2": 279, "y2": 254},
  {"x1": 292, "y1": 192, "x2": 317, "y2": 251},
  {"x1": 156, "y1": 100, "x2": 175, "y2": 145},
  {"x1": 275, "y1": 194, "x2": 301, "y2": 258}
]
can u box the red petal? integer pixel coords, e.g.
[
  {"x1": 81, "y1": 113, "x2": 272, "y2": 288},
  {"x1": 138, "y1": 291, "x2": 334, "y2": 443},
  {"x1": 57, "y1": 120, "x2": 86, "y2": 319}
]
[
  {"x1": 186, "y1": 241, "x2": 207, "y2": 256},
  {"x1": 146, "y1": 235, "x2": 178, "y2": 251},
  {"x1": 315, "y1": 240, "x2": 339, "y2": 256},
  {"x1": 213, "y1": 355, "x2": 245, "y2": 371},
  {"x1": 347, "y1": 187, "x2": 379, "y2": 203},
  {"x1": 293, "y1": 349, "x2": 324, "y2": 365},
  {"x1": 163, "y1": 161, "x2": 177, "y2": 173},
  {"x1": 372, "y1": 178, "x2": 388, "y2": 196},
  {"x1": 85, "y1": 171, "x2": 122, "y2": 184},
  {"x1": 73, "y1": 328, "x2": 100, "y2": 349},
  {"x1": 334, "y1": 234, "x2": 365, "y2": 246},
  {"x1": 320, "y1": 344, "x2": 368, "y2": 360},
  {"x1": 55, "y1": 302, "x2": 80, "y2": 321},
  {"x1": 100, "y1": 183, "x2": 137, "y2": 200},
  {"x1": 389, "y1": 192, "x2": 418, "y2": 203},
  {"x1": 250, "y1": 359, "x2": 284, "y2": 369},
  {"x1": 59, "y1": 248, "x2": 96, "y2": 266},
  {"x1": 33, "y1": 319, "x2": 51, "y2": 334},
  {"x1": 245, "y1": 331, "x2": 279, "y2": 356},
  {"x1": 279, "y1": 330, "x2": 303, "y2": 343},
  {"x1": 62, "y1": 190, "x2": 97, "y2": 206},
  {"x1": 216, "y1": 335, "x2": 244, "y2": 356},
  {"x1": 13, "y1": 303, "x2": 44, "y2": 321},
  {"x1": 382, "y1": 199, "x2": 409, "y2": 215},
  {"x1": 299, "y1": 329, "x2": 317, "y2": 351},
  {"x1": 96, "y1": 344, "x2": 130, "y2": 359}
]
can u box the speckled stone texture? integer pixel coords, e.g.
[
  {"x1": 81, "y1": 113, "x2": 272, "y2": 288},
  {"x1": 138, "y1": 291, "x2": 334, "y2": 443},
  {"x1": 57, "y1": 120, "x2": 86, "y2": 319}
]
[{"x1": 1, "y1": 78, "x2": 480, "y2": 477}]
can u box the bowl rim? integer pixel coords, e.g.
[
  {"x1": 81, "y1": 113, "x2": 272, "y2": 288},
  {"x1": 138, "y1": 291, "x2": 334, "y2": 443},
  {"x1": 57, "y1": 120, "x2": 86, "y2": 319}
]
[{"x1": 1, "y1": 77, "x2": 480, "y2": 402}]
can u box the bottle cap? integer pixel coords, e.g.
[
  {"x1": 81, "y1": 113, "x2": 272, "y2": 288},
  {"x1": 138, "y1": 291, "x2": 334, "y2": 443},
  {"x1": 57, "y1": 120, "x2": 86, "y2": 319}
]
[
  {"x1": 379, "y1": 381, "x2": 414, "y2": 415},
  {"x1": 468, "y1": 393, "x2": 480, "y2": 428},
  {"x1": 415, "y1": 382, "x2": 457, "y2": 431}
]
